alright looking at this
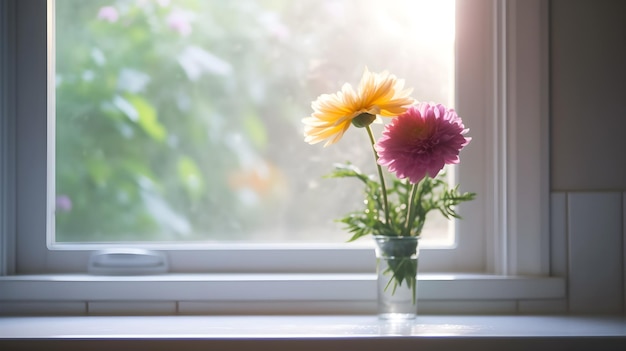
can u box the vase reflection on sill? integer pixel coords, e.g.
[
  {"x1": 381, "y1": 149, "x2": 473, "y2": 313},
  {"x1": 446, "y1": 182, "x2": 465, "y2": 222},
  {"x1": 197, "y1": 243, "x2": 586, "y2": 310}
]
[
  {"x1": 377, "y1": 319, "x2": 416, "y2": 336},
  {"x1": 374, "y1": 235, "x2": 419, "y2": 320}
]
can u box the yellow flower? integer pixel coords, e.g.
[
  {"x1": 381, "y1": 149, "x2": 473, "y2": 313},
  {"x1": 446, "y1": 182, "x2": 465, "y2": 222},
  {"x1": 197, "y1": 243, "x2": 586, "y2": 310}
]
[{"x1": 303, "y1": 68, "x2": 415, "y2": 146}]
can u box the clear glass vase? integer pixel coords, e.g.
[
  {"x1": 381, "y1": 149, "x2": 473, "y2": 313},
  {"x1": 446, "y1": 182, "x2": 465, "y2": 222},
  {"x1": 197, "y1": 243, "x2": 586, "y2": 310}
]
[{"x1": 373, "y1": 235, "x2": 419, "y2": 320}]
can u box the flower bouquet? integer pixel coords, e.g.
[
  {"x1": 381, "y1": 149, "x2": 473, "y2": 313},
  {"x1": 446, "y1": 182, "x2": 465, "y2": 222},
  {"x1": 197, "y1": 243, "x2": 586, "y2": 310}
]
[{"x1": 303, "y1": 68, "x2": 475, "y2": 318}]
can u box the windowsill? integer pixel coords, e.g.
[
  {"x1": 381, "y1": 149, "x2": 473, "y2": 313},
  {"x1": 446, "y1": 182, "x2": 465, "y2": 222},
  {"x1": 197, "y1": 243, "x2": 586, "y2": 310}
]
[
  {"x1": 0, "y1": 273, "x2": 566, "y2": 315},
  {"x1": 1, "y1": 315, "x2": 625, "y2": 351}
]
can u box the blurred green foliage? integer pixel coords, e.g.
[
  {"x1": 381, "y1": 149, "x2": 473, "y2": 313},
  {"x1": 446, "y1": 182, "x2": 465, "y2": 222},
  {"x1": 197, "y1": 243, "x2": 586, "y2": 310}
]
[{"x1": 54, "y1": 0, "x2": 454, "y2": 243}]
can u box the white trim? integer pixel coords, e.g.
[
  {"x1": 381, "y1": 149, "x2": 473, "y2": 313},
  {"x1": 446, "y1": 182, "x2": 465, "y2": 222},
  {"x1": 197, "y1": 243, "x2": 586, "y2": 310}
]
[
  {"x1": 0, "y1": 274, "x2": 565, "y2": 310},
  {"x1": 453, "y1": 0, "x2": 493, "y2": 273},
  {"x1": 483, "y1": 0, "x2": 550, "y2": 275},
  {"x1": 10, "y1": 0, "x2": 514, "y2": 275},
  {"x1": 46, "y1": 0, "x2": 57, "y2": 258},
  {"x1": 14, "y1": 0, "x2": 50, "y2": 274},
  {"x1": 504, "y1": 0, "x2": 550, "y2": 275},
  {"x1": 455, "y1": 0, "x2": 552, "y2": 276},
  {"x1": 491, "y1": 0, "x2": 509, "y2": 274}
]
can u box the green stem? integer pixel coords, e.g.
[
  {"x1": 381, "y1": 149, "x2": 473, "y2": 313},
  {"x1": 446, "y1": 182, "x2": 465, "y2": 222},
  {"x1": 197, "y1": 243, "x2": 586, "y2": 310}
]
[
  {"x1": 365, "y1": 125, "x2": 390, "y2": 225},
  {"x1": 403, "y1": 182, "x2": 419, "y2": 236}
]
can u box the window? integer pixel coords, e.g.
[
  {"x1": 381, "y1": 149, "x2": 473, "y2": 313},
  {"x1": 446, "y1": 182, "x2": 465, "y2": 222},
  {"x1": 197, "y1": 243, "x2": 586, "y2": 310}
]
[
  {"x1": 52, "y1": 0, "x2": 456, "y2": 246},
  {"x1": 3, "y1": 0, "x2": 550, "y2": 281}
]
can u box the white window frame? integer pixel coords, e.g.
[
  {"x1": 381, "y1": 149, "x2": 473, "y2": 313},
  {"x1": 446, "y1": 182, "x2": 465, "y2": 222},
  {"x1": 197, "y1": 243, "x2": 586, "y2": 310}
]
[{"x1": 0, "y1": 0, "x2": 558, "y2": 313}]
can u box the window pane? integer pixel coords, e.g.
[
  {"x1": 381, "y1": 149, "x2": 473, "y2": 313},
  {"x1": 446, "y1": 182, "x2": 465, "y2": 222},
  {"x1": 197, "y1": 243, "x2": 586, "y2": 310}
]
[{"x1": 53, "y1": 0, "x2": 455, "y2": 245}]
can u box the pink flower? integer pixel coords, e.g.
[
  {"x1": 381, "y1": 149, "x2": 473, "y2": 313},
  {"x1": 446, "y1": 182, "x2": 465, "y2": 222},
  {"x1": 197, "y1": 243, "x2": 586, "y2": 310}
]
[
  {"x1": 167, "y1": 11, "x2": 192, "y2": 37},
  {"x1": 55, "y1": 195, "x2": 72, "y2": 212},
  {"x1": 97, "y1": 6, "x2": 119, "y2": 23},
  {"x1": 375, "y1": 102, "x2": 471, "y2": 184}
]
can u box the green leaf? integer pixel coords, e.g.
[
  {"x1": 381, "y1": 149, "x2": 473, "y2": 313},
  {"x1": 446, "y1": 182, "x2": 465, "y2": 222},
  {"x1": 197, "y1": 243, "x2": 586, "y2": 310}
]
[
  {"x1": 243, "y1": 113, "x2": 267, "y2": 149},
  {"x1": 177, "y1": 156, "x2": 205, "y2": 199},
  {"x1": 86, "y1": 156, "x2": 111, "y2": 186},
  {"x1": 123, "y1": 94, "x2": 167, "y2": 142},
  {"x1": 329, "y1": 164, "x2": 476, "y2": 242}
]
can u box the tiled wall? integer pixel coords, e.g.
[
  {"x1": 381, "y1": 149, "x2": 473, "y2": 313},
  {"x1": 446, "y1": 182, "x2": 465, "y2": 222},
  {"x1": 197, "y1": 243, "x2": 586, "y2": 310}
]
[{"x1": 551, "y1": 192, "x2": 625, "y2": 314}]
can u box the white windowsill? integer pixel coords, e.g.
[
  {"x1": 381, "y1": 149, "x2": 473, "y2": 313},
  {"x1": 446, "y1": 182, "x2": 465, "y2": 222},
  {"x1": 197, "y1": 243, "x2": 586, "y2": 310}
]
[
  {"x1": 0, "y1": 273, "x2": 565, "y2": 315},
  {"x1": 1, "y1": 315, "x2": 625, "y2": 351},
  {"x1": 0, "y1": 273, "x2": 564, "y2": 300}
]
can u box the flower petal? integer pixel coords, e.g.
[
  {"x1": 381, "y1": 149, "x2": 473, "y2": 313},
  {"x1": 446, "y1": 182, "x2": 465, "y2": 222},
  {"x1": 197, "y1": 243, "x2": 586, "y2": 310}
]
[
  {"x1": 304, "y1": 68, "x2": 416, "y2": 146},
  {"x1": 375, "y1": 102, "x2": 471, "y2": 183}
]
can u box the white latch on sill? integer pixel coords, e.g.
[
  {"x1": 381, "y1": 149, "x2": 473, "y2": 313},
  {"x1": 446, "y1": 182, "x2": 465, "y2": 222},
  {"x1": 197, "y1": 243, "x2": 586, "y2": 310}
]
[{"x1": 88, "y1": 249, "x2": 169, "y2": 275}]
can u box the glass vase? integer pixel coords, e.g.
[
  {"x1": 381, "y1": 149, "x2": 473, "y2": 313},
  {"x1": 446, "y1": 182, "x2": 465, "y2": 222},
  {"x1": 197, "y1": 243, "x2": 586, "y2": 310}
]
[{"x1": 373, "y1": 235, "x2": 419, "y2": 320}]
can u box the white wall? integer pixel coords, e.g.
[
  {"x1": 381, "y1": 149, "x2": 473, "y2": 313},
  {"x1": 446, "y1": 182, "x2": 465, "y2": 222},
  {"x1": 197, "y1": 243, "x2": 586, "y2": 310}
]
[
  {"x1": 550, "y1": 0, "x2": 626, "y2": 314},
  {"x1": 550, "y1": 0, "x2": 626, "y2": 191}
]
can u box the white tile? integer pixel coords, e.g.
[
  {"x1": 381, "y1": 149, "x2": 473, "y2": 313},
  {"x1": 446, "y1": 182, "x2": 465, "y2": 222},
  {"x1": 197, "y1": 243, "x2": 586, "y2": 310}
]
[
  {"x1": 417, "y1": 300, "x2": 516, "y2": 315},
  {"x1": 87, "y1": 301, "x2": 176, "y2": 315},
  {"x1": 517, "y1": 299, "x2": 568, "y2": 314},
  {"x1": 550, "y1": 192, "x2": 568, "y2": 277},
  {"x1": 0, "y1": 301, "x2": 86, "y2": 315},
  {"x1": 568, "y1": 192, "x2": 623, "y2": 314}
]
